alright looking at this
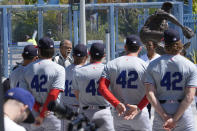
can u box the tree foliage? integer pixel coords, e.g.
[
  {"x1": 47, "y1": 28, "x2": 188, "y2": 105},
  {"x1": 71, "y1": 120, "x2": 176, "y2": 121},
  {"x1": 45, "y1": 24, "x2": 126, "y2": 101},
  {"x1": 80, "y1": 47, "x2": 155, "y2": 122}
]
[
  {"x1": 1, "y1": 0, "x2": 196, "y2": 43},
  {"x1": 193, "y1": 0, "x2": 197, "y2": 14}
]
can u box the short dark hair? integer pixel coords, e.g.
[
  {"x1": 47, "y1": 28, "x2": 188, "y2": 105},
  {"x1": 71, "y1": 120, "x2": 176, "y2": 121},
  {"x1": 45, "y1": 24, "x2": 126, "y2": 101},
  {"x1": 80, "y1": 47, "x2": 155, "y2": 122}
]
[
  {"x1": 60, "y1": 40, "x2": 64, "y2": 47},
  {"x1": 90, "y1": 54, "x2": 104, "y2": 61},
  {"x1": 73, "y1": 56, "x2": 87, "y2": 65},
  {"x1": 165, "y1": 40, "x2": 183, "y2": 55},
  {"x1": 22, "y1": 53, "x2": 35, "y2": 60},
  {"x1": 39, "y1": 48, "x2": 54, "y2": 58},
  {"x1": 126, "y1": 44, "x2": 140, "y2": 53}
]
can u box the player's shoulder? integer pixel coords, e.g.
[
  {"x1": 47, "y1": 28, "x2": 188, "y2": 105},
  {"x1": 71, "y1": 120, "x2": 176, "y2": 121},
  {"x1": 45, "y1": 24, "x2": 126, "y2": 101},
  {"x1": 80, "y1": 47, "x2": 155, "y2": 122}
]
[
  {"x1": 50, "y1": 60, "x2": 65, "y2": 70},
  {"x1": 11, "y1": 65, "x2": 24, "y2": 73},
  {"x1": 104, "y1": 56, "x2": 122, "y2": 69},
  {"x1": 179, "y1": 55, "x2": 196, "y2": 68},
  {"x1": 147, "y1": 55, "x2": 163, "y2": 69},
  {"x1": 66, "y1": 63, "x2": 78, "y2": 72},
  {"x1": 140, "y1": 54, "x2": 148, "y2": 62},
  {"x1": 107, "y1": 55, "x2": 129, "y2": 65},
  {"x1": 74, "y1": 63, "x2": 91, "y2": 73}
]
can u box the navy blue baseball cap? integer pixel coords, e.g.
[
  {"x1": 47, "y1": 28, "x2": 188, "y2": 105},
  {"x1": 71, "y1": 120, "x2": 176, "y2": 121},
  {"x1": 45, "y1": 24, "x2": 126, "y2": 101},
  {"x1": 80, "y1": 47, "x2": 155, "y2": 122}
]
[
  {"x1": 126, "y1": 35, "x2": 142, "y2": 46},
  {"x1": 164, "y1": 28, "x2": 180, "y2": 44},
  {"x1": 90, "y1": 43, "x2": 105, "y2": 58},
  {"x1": 73, "y1": 44, "x2": 87, "y2": 57},
  {"x1": 22, "y1": 45, "x2": 38, "y2": 58},
  {"x1": 38, "y1": 37, "x2": 54, "y2": 49},
  {"x1": 5, "y1": 88, "x2": 35, "y2": 123}
]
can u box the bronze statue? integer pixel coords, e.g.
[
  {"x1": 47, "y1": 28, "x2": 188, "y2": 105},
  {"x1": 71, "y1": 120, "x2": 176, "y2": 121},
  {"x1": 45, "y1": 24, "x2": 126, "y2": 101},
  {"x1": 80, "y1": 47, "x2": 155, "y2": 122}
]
[{"x1": 140, "y1": 2, "x2": 194, "y2": 45}]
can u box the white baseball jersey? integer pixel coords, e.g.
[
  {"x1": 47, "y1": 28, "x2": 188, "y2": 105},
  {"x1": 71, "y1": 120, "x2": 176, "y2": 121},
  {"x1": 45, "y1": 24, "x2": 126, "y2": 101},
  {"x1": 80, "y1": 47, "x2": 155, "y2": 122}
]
[
  {"x1": 20, "y1": 59, "x2": 65, "y2": 131},
  {"x1": 9, "y1": 65, "x2": 25, "y2": 88},
  {"x1": 101, "y1": 55, "x2": 151, "y2": 131},
  {"x1": 4, "y1": 115, "x2": 26, "y2": 131},
  {"x1": 61, "y1": 64, "x2": 81, "y2": 106},
  {"x1": 72, "y1": 63, "x2": 114, "y2": 131},
  {"x1": 21, "y1": 59, "x2": 65, "y2": 104},
  {"x1": 145, "y1": 54, "x2": 197, "y2": 131},
  {"x1": 101, "y1": 56, "x2": 147, "y2": 105},
  {"x1": 73, "y1": 63, "x2": 110, "y2": 107}
]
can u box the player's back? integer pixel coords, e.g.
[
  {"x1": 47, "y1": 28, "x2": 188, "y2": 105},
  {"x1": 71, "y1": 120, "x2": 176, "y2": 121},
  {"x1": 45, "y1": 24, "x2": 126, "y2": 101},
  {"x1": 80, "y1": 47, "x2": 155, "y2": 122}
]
[
  {"x1": 23, "y1": 59, "x2": 65, "y2": 104},
  {"x1": 147, "y1": 54, "x2": 197, "y2": 101},
  {"x1": 73, "y1": 63, "x2": 110, "y2": 107},
  {"x1": 9, "y1": 65, "x2": 25, "y2": 88},
  {"x1": 61, "y1": 64, "x2": 81, "y2": 106},
  {"x1": 102, "y1": 55, "x2": 147, "y2": 105}
]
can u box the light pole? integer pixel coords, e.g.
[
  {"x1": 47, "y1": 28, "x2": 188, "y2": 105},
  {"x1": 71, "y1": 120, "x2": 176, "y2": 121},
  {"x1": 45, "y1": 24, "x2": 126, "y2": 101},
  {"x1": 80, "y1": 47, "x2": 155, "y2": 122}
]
[{"x1": 79, "y1": 0, "x2": 86, "y2": 45}]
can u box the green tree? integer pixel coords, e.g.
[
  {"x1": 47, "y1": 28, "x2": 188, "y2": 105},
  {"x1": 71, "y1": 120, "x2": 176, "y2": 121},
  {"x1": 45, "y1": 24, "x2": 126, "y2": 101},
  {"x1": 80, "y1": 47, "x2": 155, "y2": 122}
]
[
  {"x1": 118, "y1": 8, "x2": 142, "y2": 37},
  {"x1": 193, "y1": 0, "x2": 197, "y2": 14}
]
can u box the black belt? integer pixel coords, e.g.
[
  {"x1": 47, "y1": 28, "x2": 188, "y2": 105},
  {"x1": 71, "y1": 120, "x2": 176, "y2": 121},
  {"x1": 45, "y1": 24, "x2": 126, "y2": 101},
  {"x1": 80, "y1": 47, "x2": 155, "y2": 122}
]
[
  {"x1": 159, "y1": 99, "x2": 182, "y2": 104},
  {"x1": 82, "y1": 106, "x2": 107, "y2": 110}
]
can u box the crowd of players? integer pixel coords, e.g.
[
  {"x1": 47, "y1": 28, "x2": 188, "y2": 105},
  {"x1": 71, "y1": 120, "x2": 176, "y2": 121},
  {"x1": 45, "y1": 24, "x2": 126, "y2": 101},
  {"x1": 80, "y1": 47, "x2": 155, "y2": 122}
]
[{"x1": 2, "y1": 27, "x2": 197, "y2": 131}]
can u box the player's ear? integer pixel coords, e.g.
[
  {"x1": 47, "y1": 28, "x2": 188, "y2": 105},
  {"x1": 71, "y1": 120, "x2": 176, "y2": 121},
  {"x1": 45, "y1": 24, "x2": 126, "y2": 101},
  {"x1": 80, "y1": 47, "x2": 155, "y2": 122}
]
[
  {"x1": 138, "y1": 46, "x2": 142, "y2": 53},
  {"x1": 103, "y1": 53, "x2": 106, "y2": 58},
  {"x1": 33, "y1": 56, "x2": 39, "y2": 61},
  {"x1": 124, "y1": 44, "x2": 128, "y2": 51}
]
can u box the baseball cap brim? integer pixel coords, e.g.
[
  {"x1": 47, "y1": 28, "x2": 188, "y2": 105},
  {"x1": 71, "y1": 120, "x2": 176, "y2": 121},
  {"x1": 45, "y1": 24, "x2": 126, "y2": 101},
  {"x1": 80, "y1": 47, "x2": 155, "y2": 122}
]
[{"x1": 23, "y1": 111, "x2": 35, "y2": 123}]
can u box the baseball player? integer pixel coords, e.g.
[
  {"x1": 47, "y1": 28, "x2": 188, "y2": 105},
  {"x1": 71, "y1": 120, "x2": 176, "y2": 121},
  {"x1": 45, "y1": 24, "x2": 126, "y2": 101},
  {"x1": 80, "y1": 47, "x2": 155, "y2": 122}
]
[
  {"x1": 20, "y1": 37, "x2": 65, "y2": 131},
  {"x1": 145, "y1": 28, "x2": 197, "y2": 131},
  {"x1": 52, "y1": 40, "x2": 73, "y2": 68},
  {"x1": 60, "y1": 44, "x2": 88, "y2": 131},
  {"x1": 72, "y1": 43, "x2": 115, "y2": 131},
  {"x1": 99, "y1": 35, "x2": 151, "y2": 131},
  {"x1": 9, "y1": 45, "x2": 38, "y2": 89}
]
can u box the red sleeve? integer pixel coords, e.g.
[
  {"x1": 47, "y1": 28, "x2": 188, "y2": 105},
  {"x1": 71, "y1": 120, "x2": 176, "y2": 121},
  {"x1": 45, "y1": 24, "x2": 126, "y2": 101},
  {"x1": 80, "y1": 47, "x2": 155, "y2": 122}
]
[
  {"x1": 39, "y1": 89, "x2": 62, "y2": 118},
  {"x1": 33, "y1": 101, "x2": 41, "y2": 112},
  {"x1": 137, "y1": 95, "x2": 149, "y2": 110},
  {"x1": 98, "y1": 77, "x2": 120, "y2": 107}
]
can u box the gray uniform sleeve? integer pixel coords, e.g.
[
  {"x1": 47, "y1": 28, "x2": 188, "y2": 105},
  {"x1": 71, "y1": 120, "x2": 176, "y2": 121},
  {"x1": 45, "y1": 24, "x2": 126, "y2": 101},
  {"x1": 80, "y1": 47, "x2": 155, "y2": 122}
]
[
  {"x1": 186, "y1": 65, "x2": 197, "y2": 87},
  {"x1": 51, "y1": 66, "x2": 65, "y2": 91}
]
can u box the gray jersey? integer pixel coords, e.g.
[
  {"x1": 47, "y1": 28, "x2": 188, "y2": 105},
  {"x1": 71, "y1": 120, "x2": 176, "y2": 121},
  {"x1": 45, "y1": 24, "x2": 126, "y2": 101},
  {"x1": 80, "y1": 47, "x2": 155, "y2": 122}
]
[
  {"x1": 61, "y1": 64, "x2": 81, "y2": 106},
  {"x1": 9, "y1": 65, "x2": 25, "y2": 88},
  {"x1": 21, "y1": 59, "x2": 65, "y2": 104},
  {"x1": 73, "y1": 63, "x2": 110, "y2": 107},
  {"x1": 145, "y1": 54, "x2": 197, "y2": 114},
  {"x1": 101, "y1": 56, "x2": 147, "y2": 105}
]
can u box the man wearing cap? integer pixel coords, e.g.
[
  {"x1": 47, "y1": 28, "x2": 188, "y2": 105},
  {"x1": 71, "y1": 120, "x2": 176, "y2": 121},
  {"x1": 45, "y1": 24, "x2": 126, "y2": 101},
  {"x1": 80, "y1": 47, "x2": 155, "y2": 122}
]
[
  {"x1": 4, "y1": 88, "x2": 35, "y2": 131},
  {"x1": 99, "y1": 35, "x2": 151, "y2": 131},
  {"x1": 72, "y1": 43, "x2": 115, "y2": 131},
  {"x1": 20, "y1": 37, "x2": 65, "y2": 131},
  {"x1": 145, "y1": 28, "x2": 197, "y2": 131},
  {"x1": 25, "y1": 35, "x2": 37, "y2": 46},
  {"x1": 9, "y1": 45, "x2": 38, "y2": 89},
  {"x1": 60, "y1": 44, "x2": 88, "y2": 131},
  {"x1": 52, "y1": 40, "x2": 73, "y2": 68}
]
